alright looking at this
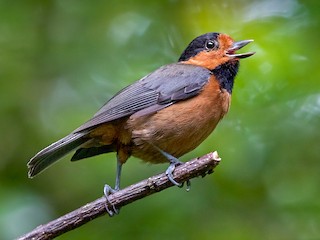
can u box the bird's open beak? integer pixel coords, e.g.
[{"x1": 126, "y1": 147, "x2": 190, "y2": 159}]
[{"x1": 226, "y1": 40, "x2": 255, "y2": 59}]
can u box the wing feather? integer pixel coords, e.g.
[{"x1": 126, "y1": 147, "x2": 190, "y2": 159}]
[{"x1": 75, "y1": 63, "x2": 211, "y2": 132}]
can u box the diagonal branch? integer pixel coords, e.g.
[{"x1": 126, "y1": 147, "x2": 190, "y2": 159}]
[{"x1": 18, "y1": 151, "x2": 221, "y2": 240}]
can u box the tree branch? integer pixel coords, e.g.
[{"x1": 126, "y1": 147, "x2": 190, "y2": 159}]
[{"x1": 18, "y1": 151, "x2": 221, "y2": 240}]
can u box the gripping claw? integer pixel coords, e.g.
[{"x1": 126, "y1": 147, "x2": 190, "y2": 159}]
[
  {"x1": 165, "y1": 161, "x2": 191, "y2": 190},
  {"x1": 103, "y1": 184, "x2": 119, "y2": 217},
  {"x1": 158, "y1": 148, "x2": 191, "y2": 191},
  {"x1": 165, "y1": 161, "x2": 183, "y2": 187}
]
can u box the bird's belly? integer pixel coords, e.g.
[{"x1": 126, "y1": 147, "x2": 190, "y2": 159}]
[{"x1": 128, "y1": 80, "x2": 231, "y2": 164}]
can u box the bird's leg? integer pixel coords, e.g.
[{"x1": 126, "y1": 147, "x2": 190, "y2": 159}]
[
  {"x1": 103, "y1": 155, "x2": 122, "y2": 216},
  {"x1": 114, "y1": 158, "x2": 122, "y2": 191},
  {"x1": 153, "y1": 145, "x2": 191, "y2": 191}
]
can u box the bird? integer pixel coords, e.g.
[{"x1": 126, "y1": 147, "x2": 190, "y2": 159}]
[{"x1": 28, "y1": 32, "x2": 255, "y2": 215}]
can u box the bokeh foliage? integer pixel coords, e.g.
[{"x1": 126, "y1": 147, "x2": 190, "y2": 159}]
[{"x1": 0, "y1": 0, "x2": 319, "y2": 239}]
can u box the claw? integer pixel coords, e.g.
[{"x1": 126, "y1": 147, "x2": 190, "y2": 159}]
[
  {"x1": 186, "y1": 179, "x2": 191, "y2": 192},
  {"x1": 103, "y1": 184, "x2": 120, "y2": 217},
  {"x1": 165, "y1": 162, "x2": 183, "y2": 187},
  {"x1": 162, "y1": 152, "x2": 191, "y2": 191}
]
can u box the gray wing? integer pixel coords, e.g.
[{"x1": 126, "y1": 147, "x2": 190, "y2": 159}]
[{"x1": 75, "y1": 63, "x2": 212, "y2": 132}]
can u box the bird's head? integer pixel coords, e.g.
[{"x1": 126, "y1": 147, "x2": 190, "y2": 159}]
[{"x1": 179, "y1": 32, "x2": 255, "y2": 70}]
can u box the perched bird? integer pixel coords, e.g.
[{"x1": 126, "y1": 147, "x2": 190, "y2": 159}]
[{"x1": 28, "y1": 32, "x2": 254, "y2": 215}]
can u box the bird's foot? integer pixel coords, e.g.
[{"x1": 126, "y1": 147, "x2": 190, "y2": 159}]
[
  {"x1": 103, "y1": 184, "x2": 120, "y2": 217},
  {"x1": 165, "y1": 158, "x2": 191, "y2": 191},
  {"x1": 150, "y1": 144, "x2": 191, "y2": 191}
]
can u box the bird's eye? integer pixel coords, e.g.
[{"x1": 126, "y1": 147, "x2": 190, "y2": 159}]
[{"x1": 205, "y1": 40, "x2": 218, "y2": 50}]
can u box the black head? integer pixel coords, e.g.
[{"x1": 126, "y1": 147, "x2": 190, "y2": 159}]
[{"x1": 179, "y1": 32, "x2": 220, "y2": 62}]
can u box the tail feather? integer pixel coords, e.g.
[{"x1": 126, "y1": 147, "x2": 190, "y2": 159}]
[
  {"x1": 27, "y1": 132, "x2": 89, "y2": 178},
  {"x1": 71, "y1": 145, "x2": 114, "y2": 161}
]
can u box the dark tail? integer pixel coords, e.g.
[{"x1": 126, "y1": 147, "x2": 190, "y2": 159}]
[{"x1": 27, "y1": 132, "x2": 89, "y2": 178}]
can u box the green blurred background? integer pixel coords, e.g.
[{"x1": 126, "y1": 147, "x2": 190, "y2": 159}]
[{"x1": 0, "y1": 0, "x2": 319, "y2": 239}]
